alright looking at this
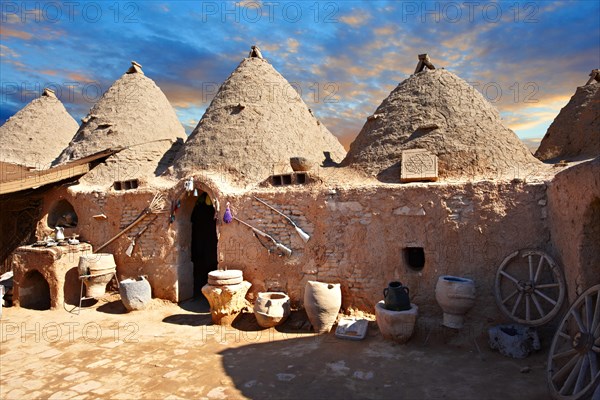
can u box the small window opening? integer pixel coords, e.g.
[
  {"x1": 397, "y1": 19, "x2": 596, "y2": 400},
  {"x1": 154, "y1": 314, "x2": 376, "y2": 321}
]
[
  {"x1": 404, "y1": 247, "x2": 425, "y2": 271},
  {"x1": 296, "y1": 173, "x2": 307, "y2": 184},
  {"x1": 114, "y1": 179, "x2": 139, "y2": 191},
  {"x1": 272, "y1": 176, "x2": 283, "y2": 186},
  {"x1": 282, "y1": 174, "x2": 292, "y2": 185}
]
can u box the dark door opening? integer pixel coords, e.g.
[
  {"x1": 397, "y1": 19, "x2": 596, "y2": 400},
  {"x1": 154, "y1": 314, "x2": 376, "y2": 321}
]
[
  {"x1": 191, "y1": 193, "x2": 218, "y2": 297},
  {"x1": 20, "y1": 270, "x2": 51, "y2": 310}
]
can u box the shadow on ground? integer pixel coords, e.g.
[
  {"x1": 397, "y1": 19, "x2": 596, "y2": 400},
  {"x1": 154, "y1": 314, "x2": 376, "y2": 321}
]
[
  {"x1": 162, "y1": 296, "x2": 212, "y2": 326},
  {"x1": 218, "y1": 324, "x2": 551, "y2": 400}
]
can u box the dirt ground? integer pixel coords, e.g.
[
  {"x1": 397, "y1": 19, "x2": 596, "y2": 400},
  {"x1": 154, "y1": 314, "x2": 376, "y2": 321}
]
[{"x1": 1, "y1": 296, "x2": 551, "y2": 400}]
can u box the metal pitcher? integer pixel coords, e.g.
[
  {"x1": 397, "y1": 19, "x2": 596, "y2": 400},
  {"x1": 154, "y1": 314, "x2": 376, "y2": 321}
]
[{"x1": 383, "y1": 281, "x2": 411, "y2": 311}]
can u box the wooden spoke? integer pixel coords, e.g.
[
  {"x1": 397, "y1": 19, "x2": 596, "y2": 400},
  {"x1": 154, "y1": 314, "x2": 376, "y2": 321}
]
[
  {"x1": 526, "y1": 294, "x2": 531, "y2": 321},
  {"x1": 534, "y1": 255, "x2": 544, "y2": 282},
  {"x1": 589, "y1": 352, "x2": 598, "y2": 380},
  {"x1": 571, "y1": 308, "x2": 586, "y2": 333},
  {"x1": 500, "y1": 270, "x2": 519, "y2": 285},
  {"x1": 528, "y1": 254, "x2": 534, "y2": 281},
  {"x1": 536, "y1": 283, "x2": 560, "y2": 289},
  {"x1": 502, "y1": 289, "x2": 519, "y2": 305},
  {"x1": 511, "y1": 292, "x2": 523, "y2": 316},
  {"x1": 552, "y1": 348, "x2": 578, "y2": 361},
  {"x1": 553, "y1": 353, "x2": 581, "y2": 382},
  {"x1": 585, "y1": 294, "x2": 594, "y2": 330},
  {"x1": 592, "y1": 291, "x2": 600, "y2": 332},
  {"x1": 559, "y1": 356, "x2": 583, "y2": 395},
  {"x1": 531, "y1": 293, "x2": 545, "y2": 318},
  {"x1": 558, "y1": 331, "x2": 572, "y2": 341},
  {"x1": 573, "y1": 356, "x2": 589, "y2": 394},
  {"x1": 535, "y1": 289, "x2": 557, "y2": 306}
]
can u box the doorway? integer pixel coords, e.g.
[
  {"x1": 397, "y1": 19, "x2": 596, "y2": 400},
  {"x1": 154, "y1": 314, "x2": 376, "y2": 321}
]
[
  {"x1": 580, "y1": 197, "x2": 600, "y2": 286},
  {"x1": 191, "y1": 192, "x2": 218, "y2": 296}
]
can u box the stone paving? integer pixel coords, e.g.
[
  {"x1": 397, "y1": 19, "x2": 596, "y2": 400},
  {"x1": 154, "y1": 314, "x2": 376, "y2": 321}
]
[{"x1": 1, "y1": 297, "x2": 550, "y2": 399}]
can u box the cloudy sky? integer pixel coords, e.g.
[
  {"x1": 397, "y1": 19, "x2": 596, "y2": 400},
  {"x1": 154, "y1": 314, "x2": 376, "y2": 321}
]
[{"x1": 1, "y1": 1, "x2": 599, "y2": 150}]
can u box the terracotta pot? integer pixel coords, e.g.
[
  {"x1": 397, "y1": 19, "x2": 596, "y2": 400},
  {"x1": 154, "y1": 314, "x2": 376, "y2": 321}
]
[
  {"x1": 304, "y1": 281, "x2": 341, "y2": 333},
  {"x1": 290, "y1": 157, "x2": 312, "y2": 172},
  {"x1": 254, "y1": 292, "x2": 291, "y2": 328},
  {"x1": 435, "y1": 275, "x2": 476, "y2": 329}
]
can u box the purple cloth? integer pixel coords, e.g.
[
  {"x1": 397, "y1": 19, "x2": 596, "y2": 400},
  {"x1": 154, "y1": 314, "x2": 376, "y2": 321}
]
[{"x1": 223, "y1": 206, "x2": 233, "y2": 224}]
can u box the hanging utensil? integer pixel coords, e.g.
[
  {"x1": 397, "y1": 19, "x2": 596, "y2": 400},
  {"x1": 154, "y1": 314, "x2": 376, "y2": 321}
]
[
  {"x1": 125, "y1": 222, "x2": 152, "y2": 257},
  {"x1": 253, "y1": 196, "x2": 310, "y2": 243},
  {"x1": 233, "y1": 216, "x2": 292, "y2": 257}
]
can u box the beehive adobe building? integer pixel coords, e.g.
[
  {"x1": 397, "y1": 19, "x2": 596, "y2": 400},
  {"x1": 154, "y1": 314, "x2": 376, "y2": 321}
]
[{"x1": 2, "y1": 49, "x2": 599, "y2": 327}]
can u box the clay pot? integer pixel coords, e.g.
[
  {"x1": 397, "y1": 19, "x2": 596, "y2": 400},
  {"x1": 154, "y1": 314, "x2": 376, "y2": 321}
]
[
  {"x1": 383, "y1": 281, "x2": 411, "y2": 311},
  {"x1": 304, "y1": 280, "x2": 341, "y2": 333},
  {"x1": 119, "y1": 276, "x2": 151, "y2": 311},
  {"x1": 290, "y1": 157, "x2": 312, "y2": 172},
  {"x1": 254, "y1": 292, "x2": 291, "y2": 328},
  {"x1": 375, "y1": 301, "x2": 418, "y2": 343},
  {"x1": 78, "y1": 253, "x2": 116, "y2": 276},
  {"x1": 79, "y1": 254, "x2": 116, "y2": 298},
  {"x1": 435, "y1": 275, "x2": 476, "y2": 329}
]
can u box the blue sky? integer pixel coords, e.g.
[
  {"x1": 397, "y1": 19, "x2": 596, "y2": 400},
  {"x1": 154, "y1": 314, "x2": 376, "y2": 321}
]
[{"x1": 1, "y1": 1, "x2": 599, "y2": 149}]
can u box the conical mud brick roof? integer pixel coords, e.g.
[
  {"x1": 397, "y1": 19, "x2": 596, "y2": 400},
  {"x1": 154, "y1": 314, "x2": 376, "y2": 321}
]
[
  {"x1": 173, "y1": 48, "x2": 346, "y2": 183},
  {"x1": 0, "y1": 88, "x2": 78, "y2": 168},
  {"x1": 343, "y1": 67, "x2": 540, "y2": 181},
  {"x1": 535, "y1": 75, "x2": 600, "y2": 161},
  {"x1": 55, "y1": 62, "x2": 185, "y2": 184}
]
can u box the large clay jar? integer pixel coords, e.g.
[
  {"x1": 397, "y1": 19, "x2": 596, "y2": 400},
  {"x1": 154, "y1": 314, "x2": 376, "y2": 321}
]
[
  {"x1": 254, "y1": 292, "x2": 291, "y2": 328},
  {"x1": 304, "y1": 280, "x2": 342, "y2": 333},
  {"x1": 435, "y1": 275, "x2": 476, "y2": 329},
  {"x1": 79, "y1": 253, "x2": 116, "y2": 298},
  {"x1": 119, "y1": 276, "x2": 152, "y2": 311},
  {"x1": 375, "y1": 301, "x2": 418, "y2": 344}
]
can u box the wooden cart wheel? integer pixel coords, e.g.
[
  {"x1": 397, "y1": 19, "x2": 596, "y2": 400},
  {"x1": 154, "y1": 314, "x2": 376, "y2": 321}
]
[
  {"x1": 547, "y1": 284, "x2": 600, "y2": 400},
  {"x1": 495, "y1": 249, "x2": 566, "y2": 326}
]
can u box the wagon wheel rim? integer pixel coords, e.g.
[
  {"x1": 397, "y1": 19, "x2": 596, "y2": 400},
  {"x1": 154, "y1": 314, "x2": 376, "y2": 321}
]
[
  {"x1": 547, "y1": 284, "x2": 600, "y2": 400},
  {"x1": 494, "y1": 249, "x2": 566, "y2": 326}
]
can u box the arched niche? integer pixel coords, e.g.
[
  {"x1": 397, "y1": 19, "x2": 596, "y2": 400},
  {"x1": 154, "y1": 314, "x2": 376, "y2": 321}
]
[{"x1": 47, "y1": 199, "x2": 78, "y2": 228}]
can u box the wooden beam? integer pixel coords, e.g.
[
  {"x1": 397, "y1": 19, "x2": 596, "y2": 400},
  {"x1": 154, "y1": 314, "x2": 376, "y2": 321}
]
[{"x1": 0, "y1": 164, "x2": 90, "y2": 195}]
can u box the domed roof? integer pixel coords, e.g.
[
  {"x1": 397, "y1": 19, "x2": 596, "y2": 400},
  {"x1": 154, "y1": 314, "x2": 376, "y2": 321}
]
[
  {"x1": 0, "y1": 88, "x2": 78, "y2": 168},
  {"x1": 55, "y1": 62, "x2": 185, "y2": 184},
  {"x1": 172, "y1": 48, "x2": 346, "y2": 183},
  {"x1": 342, "y1": 67, "x2": 540, "y2": 181},
  {"x1": 535, "y1": 76, "x2": 600, "y2": 161}
]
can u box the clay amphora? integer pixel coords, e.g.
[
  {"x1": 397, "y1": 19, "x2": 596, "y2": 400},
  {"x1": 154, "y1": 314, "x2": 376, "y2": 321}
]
[{"x1": 383, "y1": 281, "x2": 411, "y2": 311}]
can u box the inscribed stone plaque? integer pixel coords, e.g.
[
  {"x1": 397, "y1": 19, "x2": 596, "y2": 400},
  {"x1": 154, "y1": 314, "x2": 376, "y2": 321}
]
[{"x1": 400, "y1": 149, "x2": 438, "y2": 182}]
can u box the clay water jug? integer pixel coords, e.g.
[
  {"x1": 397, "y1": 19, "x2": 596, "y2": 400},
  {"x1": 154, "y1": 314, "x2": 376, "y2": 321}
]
[{"x1": 383, "y1": 281, "x2": 411, "y2": 311}]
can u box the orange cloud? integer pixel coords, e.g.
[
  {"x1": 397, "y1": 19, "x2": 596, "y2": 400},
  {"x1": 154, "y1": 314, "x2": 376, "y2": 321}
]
[
  {"x1": 287, "y1": 38, "x2": 299, "y2": 53},
  {"x1": 374, "y1": 26, "x2": 395, "y2": 36},
  {"x1": 159, "y1": 82, "x2": 205, "y2": 109},
  {"x1": 67, "y1": 72, "x2": 94, "y2": 82},
  {"x1": 41, "y1": 69, "x2": 59, "y2": 76},
  {"x1": 340, "y1": 12, "x2": 371, "y2": 27},
  {"x1": 0, "y1": 26, "x2": 33, "y2": 40}
]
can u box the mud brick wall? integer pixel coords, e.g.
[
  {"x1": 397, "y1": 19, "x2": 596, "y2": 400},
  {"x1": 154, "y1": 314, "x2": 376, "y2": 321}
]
[{"x1": 216, "y1": 180, "x2": 551, "y2": 324}]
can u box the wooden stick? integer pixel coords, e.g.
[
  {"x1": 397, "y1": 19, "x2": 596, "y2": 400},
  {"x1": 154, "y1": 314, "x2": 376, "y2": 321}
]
[{"x1": 95, "y1": 211, "x2": 150, "y2": 253}]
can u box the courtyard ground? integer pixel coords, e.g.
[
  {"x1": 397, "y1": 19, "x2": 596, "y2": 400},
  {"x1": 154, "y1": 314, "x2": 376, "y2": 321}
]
[{"x1": 0, "y1": 296, "x2": 551, "y2": 400}]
